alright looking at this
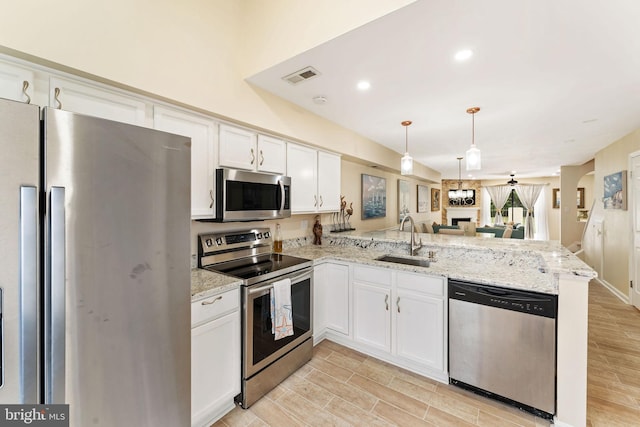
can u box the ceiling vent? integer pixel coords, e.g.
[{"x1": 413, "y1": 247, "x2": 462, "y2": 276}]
[{"x1": 282, "y1": 66, "x2": 320, "y2": 85}]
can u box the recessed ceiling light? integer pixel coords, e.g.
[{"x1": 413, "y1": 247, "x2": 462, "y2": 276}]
[
  {"x1": 357, "y1": 81, "x2": 371, "y2": 90},
  {"x1": 454, "y1": 49, "x2": 473, "y2": 61},
  {"x1": 582, "y1": 118, "x2": 598, "y2": 123}
]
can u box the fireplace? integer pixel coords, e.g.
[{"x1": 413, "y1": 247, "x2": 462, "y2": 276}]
[
  {"x1": 446, "y1": 207, "x2": 480, "y2": 226},
  {"x1": 452, "y1": 218, "x2": 472, "y2": 226}
]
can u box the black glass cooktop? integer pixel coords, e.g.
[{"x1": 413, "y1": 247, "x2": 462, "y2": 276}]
[{"x1": 203, "y1": 253, "x2": 311, "y2": 284}]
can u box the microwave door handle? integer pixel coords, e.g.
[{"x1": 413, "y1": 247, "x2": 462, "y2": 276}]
[{"x1": 278, "y1": 179, "x2": 285, "y2": 212}]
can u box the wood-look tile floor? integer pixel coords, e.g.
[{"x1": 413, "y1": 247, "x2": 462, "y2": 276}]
[{"x1": 214, "y1": 281, "x2": 640, "y2": 426}]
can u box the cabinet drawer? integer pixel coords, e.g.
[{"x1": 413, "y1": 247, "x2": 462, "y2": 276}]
[
  {"x1": 396, "y1": 272, "x2": 444, "y2": 297},
  {"x1": 191, "y1": 288, "x2": 239, "y2": 327},
  {"x1": 353, "y1": 265, "x2": 392, "y2": 286}
]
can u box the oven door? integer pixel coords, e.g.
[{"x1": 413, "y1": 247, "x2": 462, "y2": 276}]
[{"x1": 243, "y1": 268, "x2": 312, "y2": 378}]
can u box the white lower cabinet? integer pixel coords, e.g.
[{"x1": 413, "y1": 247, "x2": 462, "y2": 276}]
[
  {"x1": 191, "y1": 289, "x2": 240, "y2": 427},
  {"x1": 313, "y1": 262, "x2": 350, "y2": 341},
  {"x1": 319, "y1": 263, "x2": 447, "y2": 382}
]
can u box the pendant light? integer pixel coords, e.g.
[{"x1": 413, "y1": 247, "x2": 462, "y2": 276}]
[
  {"x1": 448, "y1": 157, "x2": 475, "y2": 205},
  {"x1": 466, "y1": 107, "x2": 481, "y2": 171},
  {"x1": 400, "y1": 120, "x2": 413, "y2": 175}
]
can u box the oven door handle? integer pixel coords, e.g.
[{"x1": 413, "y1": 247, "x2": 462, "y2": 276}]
[
  {"x1": 248, "y1": 271, "x2": 311, "y2": 295},
  {"x1": 278, "y1": 179, "x2": 285, "y2": 213}
]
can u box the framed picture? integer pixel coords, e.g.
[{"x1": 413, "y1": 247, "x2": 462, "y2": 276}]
[
  {"x1": 398, "y1": 180, "x2": 410, "y2": 222},
  {"x1": 577, "y1": 187, "x2": 585, "y2": 209},
  {"x1": 361, "y1": 174, "x2": 386, "y2": 219},
  {"x1": 604, "y1": 170, "x2": 627, "y2": 210},
  {"x1": 431, "y1": 188, "x2": 440, "y2": 211},
  {"x1": 552, "y1": 188, "x2": 560, "y2": 209},
  {"x1": 417, "y1": 185, "x2": 429, "y2": 213}
]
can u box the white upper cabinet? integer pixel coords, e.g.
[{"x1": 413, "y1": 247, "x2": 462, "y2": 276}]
[
  {"x1": 218, "y1": 124, "x2": 286, "y2": 174},
  {"x1": 317, "y1": 151, "x2": 341, "y2": 211},
  {"x1": 154, "y1": 106, "x2": 217, "y2": 219},
  {"x1": 218, "y1": 124, "x2": 256, "y2": 170},
  {"x1": 0, "y1": 61, "x2": 34, "y2": 103},
  {"x1": 287, "y1": 143, "x2": 341, "y2": 213},
  {"x1": 287, "y1": 144, "x2": 318, "y2": 212},
  {"x1": 256, "y1": 134, "x2": 286, "y2": 174},
  {"x1": 49, "y1": 77, "x2": 147, "y2": 126}
]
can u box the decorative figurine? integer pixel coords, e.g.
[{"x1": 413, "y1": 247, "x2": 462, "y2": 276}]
[{"x1": 313, "y1": 215, "x2": 323, "y2": 245}]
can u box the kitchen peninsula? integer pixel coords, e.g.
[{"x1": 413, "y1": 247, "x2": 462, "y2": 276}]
[{"x1": 192, "y1": 231, "x2": 594, "y2": 427}]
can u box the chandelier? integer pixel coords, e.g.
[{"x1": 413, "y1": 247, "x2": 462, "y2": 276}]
[{"x1": 448, "y1": 157, "x2": 475, "y2": 206}]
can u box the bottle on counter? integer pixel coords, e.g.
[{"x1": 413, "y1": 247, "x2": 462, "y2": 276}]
[{"x1": 273, "y1": 223, "x2": 283, "y2": 253}]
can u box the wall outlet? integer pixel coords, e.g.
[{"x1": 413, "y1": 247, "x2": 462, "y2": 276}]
[{"x1": 300, "y1": 220, "x2": 308, "y2": 230}]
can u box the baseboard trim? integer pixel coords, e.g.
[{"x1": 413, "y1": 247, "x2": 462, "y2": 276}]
[{"x1": 595, "y1": 278, "x2": 630, "y2": 304}]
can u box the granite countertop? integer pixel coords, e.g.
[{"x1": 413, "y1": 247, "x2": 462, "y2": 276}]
[
  {"x1": 283, "y1": 230, "x2": 597, "y2": 295},
  {"x1": 191, "y1": 268, "x2": 241, "y2": 302},
  {"x1": 190, "y1": 229, "x2": 597, "y2": 299}
]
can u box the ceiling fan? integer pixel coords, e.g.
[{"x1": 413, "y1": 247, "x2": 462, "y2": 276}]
[{"x1": 507, "y1": 174, "x2": 518, "y2": 186}]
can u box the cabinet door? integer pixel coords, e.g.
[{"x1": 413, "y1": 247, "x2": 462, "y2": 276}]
[
  {"x1": 154, "y1": 107, "x2": 216, "y2": 219},
  {"x1": 0, "y1": 61, "x2": 34, "y2": 103},
  {"x1": 325, "y1": 263, "x2": 350, "y2": 335},
  {"x1": 218, "y1": 124, "x2": 256, "y2": 170},
  {"x1": 352, "y1": 282, "x2": 391, "y2": 352},
  {"x1": 257, "y1": 135, "x2": 286, "y2": 174},
  {"x1": 395, "y1": 289, "x2": 444, "y2": 371},
  {"x1": 317, "y1": 151, "x2": 341, "y2": 212},
  {"x1": 191, "y1": 311, "x2": 240, "y2": 427},
  {"x1": 313, "y1": 264, "x2": 327, "y2": 336},
  {"x1": 49, "y1": 77, "x2": 147, "y2": 125},
  {"x1": 287, "y1": 143, "x2": 318, "y2": 212}
]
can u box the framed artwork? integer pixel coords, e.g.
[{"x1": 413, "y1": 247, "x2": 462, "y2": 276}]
[
  {"x1": 398, "y1": 180, "x2": 410, "y2": 222},
  {"x1": 553, "y1": 187, "x2": 588, "y2": 209},
  {"x1": 604, "y1": 170, "x2": 627, "y2": 210},
  {"x1": 417, "y1": 185, "x2": 429, "y2": 213},
  {"x1": 361, "y1": 174, "x2": 387, "y2": 219},
  {"x1": 552, "y1": 188, "x2": 560, "y2": 209},
  {"x1": 431, "y1": 188, "x2": 440, "y2": 211}
]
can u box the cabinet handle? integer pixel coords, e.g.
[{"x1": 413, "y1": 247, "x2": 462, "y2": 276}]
[
  {"x1": 250, "y1": 148, "x2": 255, "y2": 165},
  {"x1": 397, "y1": 296, "x2": 400, "y2": 313},
  {"x1": 319, "y1": 195, "x2": 323, "y2": 207},
  {"x1": 385, "y1": 294, "x2": 389, "y2": 311},
  {"x1": 259, "y1": 150, "x2": 264, "y2": 166},
  {"x1": 209, "y1": 190, "x2": 214, "y2": 209},
  {"x1": 201, "y1": 295, "x2": 222, "y2": 305},
  {"x1": 22, "y1": 81, "x2": 31, "y2": 104},
  {"x1": 54, "y1": 87, "x2": 62, "y2": 109},
  {"x1": 314, "y1": 195, "x2": 317, "y2": 207}
]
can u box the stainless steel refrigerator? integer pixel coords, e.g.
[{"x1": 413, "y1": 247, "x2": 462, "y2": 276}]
[{"x1": 0, "y1": 97, "x2": 191, "y2": 426}]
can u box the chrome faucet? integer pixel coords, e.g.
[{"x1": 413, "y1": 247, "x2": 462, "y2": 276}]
[{"x1": 399, "y1": 214, "x2": 422, "y2": 256}]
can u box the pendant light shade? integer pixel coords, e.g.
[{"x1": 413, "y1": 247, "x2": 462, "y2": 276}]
[
  {"x1": 466, "y1": 107, "x2": 481, "y2": 171},
  {"x1": 400, "y1": 120, "x2": 413, "y2": 175}
]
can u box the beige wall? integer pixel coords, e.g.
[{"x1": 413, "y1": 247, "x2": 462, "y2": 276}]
[
  {"x1": 0, "y1": 0, "x2": 438, "y2": 182},
  {"x1": 560, "y1": 161, "x2": 595, "y2": 247},
  {"x1": 584, "y1": 129, "x2": 640, "y2": 297},
  {"x1": 481, "y1": 177, "x2": 560, "y2": 241}
]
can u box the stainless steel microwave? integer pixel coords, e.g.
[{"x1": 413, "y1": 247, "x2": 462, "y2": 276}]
[{"x1": 215, "y1": 168, "x2": 291, "y2": 222}]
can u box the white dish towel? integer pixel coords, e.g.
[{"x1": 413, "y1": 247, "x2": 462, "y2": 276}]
[{"x1": 270, "y1": 278, "x2": 294, "y2": 340}]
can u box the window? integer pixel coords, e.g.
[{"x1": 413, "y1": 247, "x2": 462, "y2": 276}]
[{"x1": 490, "y1": 189, "x2": 528, "y2": 223}]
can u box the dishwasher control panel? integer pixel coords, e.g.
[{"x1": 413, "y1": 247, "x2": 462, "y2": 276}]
[{"x1": 449, "y1": 280, "x2": 557, "y2": 318}]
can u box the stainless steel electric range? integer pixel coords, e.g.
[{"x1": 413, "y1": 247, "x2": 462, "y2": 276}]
[{"x1": 198, "y1": 228, "x2": 313, "y2": 408}]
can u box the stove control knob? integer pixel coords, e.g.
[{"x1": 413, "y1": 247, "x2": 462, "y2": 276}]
[
  {"x1": 264, "y1": 231, "x2": 271, "y2": 238},
  {"x1": 215, "y1": 238, "x2": 223, "y2": 246},
  {"x1": 205, "y1": 238, "x2": 213, "y2": 247},
  {"x1": 256, "y1": 232, "x2": 263, "y2": 239}
]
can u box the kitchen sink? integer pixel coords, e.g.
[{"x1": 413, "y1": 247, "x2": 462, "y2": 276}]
[{"x1": 376, "y1": 255, "x2": 430, "y2": 268}]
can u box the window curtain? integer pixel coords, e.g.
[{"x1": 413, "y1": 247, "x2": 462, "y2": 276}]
[
  {"x1": 533, "y1": 186, "x2": 549, "y2": 240},
  {"x1": 515, "y1": 184, "x2": 544, "y2": 239},
  {"x1": 484, "y1": 185, "x2": 511, "y2": 226},
  {"x1": 481, "y1": 188, "x2": 492, "y2": 226}
]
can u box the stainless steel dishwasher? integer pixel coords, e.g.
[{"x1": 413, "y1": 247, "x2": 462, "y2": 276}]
[{"x1": 448, "y1": 279, "x2": 557, "y2": 420}]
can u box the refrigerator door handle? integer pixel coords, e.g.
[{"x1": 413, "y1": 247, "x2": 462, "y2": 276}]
[
  {"x1": 19, "y1": 186, "x2": 38, "y2": 402},
  {"x1": 45, "y1": 187, "x2": 65, "y2": 403}
]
